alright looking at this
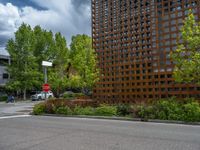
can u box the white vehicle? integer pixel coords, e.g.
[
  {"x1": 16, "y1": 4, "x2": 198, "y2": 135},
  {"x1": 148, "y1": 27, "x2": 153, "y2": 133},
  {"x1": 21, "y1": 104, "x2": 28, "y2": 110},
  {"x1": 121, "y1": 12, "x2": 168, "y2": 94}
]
[{"x1": 31, "y1": 91, "x2": 54, "y2": 101}]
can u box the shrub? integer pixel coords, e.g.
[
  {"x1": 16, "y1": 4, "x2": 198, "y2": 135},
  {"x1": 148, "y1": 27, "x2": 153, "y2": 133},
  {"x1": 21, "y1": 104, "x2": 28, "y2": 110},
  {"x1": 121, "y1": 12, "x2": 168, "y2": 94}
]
[
  {"x1": 0, "y1": 96, "x2": 7, "y2": 102},
  {"x1": 134, "y1": 98, "x2": 200, "y2": 122},
  {"x1": 44, "y1": 99, "x2": 75, "y2": 114},
  {"x1": 33, "y1": 103, "x2": 45, "y2": 115},
  {"x1": 95, "y1": 104, "x2": 117, "y2": 116},
  {"x1": 62, "y1": 92, "x2": 85, "y2": 100},
  {"x1": 63, "y1": 93, "x2": 74, "y2": 99},
  {"x1": 116, "y1": 104, "x2": 131, "y2": 116},
  {"x1": 183, "y1": 102, "x2": 200, "y2": 122},
  {"x1": 45, "y1": 99, "x2": 64, "y2": 114},
  {"x1": 73, "y1": 106, "x2": 95, "y2": 115},
  {"x1": 154, "y1": 99, "x2": 184, "y2": 120},
  {"x1": 75, "y1": 93, "x2": 85, "y2": 97},
  {"x1": 137, "y1": 105, "x2": 155, "y2": 119},
  {"x1": 55, "y1": 106, "x2": 72, "y2": 115}
]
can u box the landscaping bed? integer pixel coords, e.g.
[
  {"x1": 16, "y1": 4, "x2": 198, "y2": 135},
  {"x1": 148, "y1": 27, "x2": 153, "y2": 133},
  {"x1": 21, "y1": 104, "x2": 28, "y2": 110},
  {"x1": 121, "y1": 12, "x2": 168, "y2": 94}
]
[{"x1": 33, "y1": 97, "x2": 200, "y2": 123}]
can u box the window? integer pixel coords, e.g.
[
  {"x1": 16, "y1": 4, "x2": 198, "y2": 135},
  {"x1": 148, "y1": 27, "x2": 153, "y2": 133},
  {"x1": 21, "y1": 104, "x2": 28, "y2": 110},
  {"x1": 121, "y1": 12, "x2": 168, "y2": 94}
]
[
  {"x1": 3, "y1": 73, "x2": 9, "y2": 79},
  {"x1": 0, "y1": 58, "x2": 9, "y2": 66}
]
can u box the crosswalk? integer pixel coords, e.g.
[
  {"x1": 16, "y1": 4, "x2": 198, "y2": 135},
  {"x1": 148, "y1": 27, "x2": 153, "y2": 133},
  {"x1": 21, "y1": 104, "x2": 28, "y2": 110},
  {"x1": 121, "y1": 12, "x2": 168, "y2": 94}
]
[{"x1": 0, "y1": 101, "x2": 35, "y2": 120}]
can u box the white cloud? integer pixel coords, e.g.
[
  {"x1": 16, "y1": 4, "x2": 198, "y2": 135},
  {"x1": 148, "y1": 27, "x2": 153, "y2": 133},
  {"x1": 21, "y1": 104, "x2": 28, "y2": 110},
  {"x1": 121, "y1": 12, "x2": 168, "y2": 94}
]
[
  {"x1": 0, "y1": 0, "x2": 91, "y2": 47},
  {"x1": 0, "y1": 3, "x2": 20, "y2": 39}
]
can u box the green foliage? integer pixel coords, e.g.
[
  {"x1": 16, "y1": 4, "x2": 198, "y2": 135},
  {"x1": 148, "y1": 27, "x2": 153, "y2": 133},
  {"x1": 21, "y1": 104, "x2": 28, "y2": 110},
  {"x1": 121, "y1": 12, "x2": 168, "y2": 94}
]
[
  {"x1": 171, "y1": 10, "x2": 200, "y2": 84},
  {"x1": 137, "y1": 105, "x2": 155, "y2": 120},
  {"x1": 6, "y1": 23, "x2": 40, "y2": 99},
  {"x1": 33, "y1": 103, "x2": 45, "y2": 115},
  {"x1": 33, "y1": 98, "x2": 200, "y2": 122},
  {"x1": 49, "y1": 32, "x2": 70, "y2": 96},
  {"x1": 0, "y1": 96, "x2": 7, "y2": 102},
  {"x1": 136, "y1": 98, "x2": 200, "y2": 122},
  {"x1": 68, "y1": 75, "x2": 82, "y2": 88},
  {"x1": 6, "y1": 25, "x2": 98, "y2": 98},
  {"x1": 70, "y1": 34, "x2": 99, "y2": 92},
  {"x1": 183, "y1": 102, "x2": 200, "y2": 122},
  {"x1": 154, "y1": 99, "x2": 184, "y2": 120},
  {"x1": 73, "y1": 106, "x2": 95, "y2": 115},
  {"x1": 95, "y1": 104, "x2": 117, "y2": 116},
  {"x1": 63, "y1": 93, "x2": 74, "y2": 99},
  {"x1": 6, "y1": 24, "x2": 70, "y2": 99},
  {"x1": 62, "y1": 92, "x2": 84, "y2": 100},
  {"x1": 116, "y1": 104, "x2": 131, "y2": 116},
  {"x1": 55, "y1": 106, "x2": 72, "y2": 115}
]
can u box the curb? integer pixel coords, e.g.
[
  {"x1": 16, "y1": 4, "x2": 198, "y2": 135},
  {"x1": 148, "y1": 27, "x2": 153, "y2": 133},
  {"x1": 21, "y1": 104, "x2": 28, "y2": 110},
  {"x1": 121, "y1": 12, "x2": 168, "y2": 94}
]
[{"x1": 36, "y1": 113, "x2": 200, "y2": 126}]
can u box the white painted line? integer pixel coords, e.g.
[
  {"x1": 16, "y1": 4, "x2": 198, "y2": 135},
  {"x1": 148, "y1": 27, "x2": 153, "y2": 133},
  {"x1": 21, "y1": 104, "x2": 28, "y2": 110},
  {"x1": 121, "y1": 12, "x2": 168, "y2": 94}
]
[{"x1": 0, "y1": 115, "x2": 31, "y2": 120}]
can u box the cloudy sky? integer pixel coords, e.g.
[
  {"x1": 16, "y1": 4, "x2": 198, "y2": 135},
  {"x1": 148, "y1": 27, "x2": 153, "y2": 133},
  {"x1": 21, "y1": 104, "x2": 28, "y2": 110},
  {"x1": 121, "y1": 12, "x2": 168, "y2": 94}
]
[{"x1": 0, "y1": 0, "x2": 91, "y2": 47}]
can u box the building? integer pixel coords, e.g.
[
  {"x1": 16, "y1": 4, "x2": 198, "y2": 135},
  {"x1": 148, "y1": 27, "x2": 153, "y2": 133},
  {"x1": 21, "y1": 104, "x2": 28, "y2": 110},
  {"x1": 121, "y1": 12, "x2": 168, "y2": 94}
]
[
  {"x1": 92, "y1": 0, "x2": 200, "y2": 103},
  {"x1": 0, "y1": 47, "x2": 10, "y2": 87}
]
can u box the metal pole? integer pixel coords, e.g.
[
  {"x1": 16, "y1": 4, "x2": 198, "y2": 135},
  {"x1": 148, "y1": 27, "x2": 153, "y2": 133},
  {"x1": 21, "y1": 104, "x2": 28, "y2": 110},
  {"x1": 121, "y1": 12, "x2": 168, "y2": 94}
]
[
  {"x1": 44, "y1": 67, "x2": 47, "y2": 99},
  {"x1": 44, "y1": 67, "x2": 47, "y2": 83}
]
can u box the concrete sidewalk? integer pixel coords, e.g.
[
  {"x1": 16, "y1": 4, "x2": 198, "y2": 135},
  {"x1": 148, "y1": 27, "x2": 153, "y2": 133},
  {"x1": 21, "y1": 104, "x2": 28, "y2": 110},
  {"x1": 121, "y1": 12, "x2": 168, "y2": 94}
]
[{"x1": 0, "y1": 101, "x2": 39, "y2": 116}]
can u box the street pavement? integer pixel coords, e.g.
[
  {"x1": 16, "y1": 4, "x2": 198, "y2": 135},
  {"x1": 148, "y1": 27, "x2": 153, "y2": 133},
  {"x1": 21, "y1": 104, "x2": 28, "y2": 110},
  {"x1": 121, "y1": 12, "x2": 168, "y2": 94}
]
[
  {"x1": 0, "y1": 101, "x2": 38, "y2": 117},
  {"x1": 0, "y1": 115, "x2": 199, "y2": 150}
]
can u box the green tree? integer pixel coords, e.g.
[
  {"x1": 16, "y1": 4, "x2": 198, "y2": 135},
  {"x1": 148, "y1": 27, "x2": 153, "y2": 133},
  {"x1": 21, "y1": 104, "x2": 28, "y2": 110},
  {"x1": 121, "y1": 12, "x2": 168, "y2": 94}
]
[
  {"x1": 6, "y1": 23, "x2": 40, "y2": 100},
  {"x1": 49, "y1": 32, "x2": 69, "y2": 96},
  {"x1": 6, "y1": 24, "x2": 70, "y2": 99},
  {"x1": 70, "y1": 34, "x2": 99, "y2": 94},
  {"x1": 171, "y1": 11, "x2": 200, "y2": 84},
  {"x1": 33, "y1": 26, "x2": 57, "y2": 88}
]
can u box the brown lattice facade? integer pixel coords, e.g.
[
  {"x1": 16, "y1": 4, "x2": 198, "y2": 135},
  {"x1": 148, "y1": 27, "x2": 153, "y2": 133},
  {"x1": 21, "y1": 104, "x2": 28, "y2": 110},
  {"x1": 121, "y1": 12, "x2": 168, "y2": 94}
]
[{"x1": 92, "y1": 0, "x2": 200, "y2": 103}]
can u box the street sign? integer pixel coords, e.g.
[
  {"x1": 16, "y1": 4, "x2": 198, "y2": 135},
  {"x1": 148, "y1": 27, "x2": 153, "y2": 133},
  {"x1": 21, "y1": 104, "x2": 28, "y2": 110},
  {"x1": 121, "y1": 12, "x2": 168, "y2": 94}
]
[
  {"x1": 42, "y1": 61, "x2": 52, "y2": 67},
  {"x1": 42, "y1": 84, "x2": 50, "y2": 92}
]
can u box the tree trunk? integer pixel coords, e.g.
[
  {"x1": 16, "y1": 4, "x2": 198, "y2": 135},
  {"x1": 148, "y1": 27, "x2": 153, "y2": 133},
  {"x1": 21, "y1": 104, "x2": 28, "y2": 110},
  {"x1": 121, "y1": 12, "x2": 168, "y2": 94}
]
[{"x1": 23, "y1": 88, "x2": 27, "y2": 100}]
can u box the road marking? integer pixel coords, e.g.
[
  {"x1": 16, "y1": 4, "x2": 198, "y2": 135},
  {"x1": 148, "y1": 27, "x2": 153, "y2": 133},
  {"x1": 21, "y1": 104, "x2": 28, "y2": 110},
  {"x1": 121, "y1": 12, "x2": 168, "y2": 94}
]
[{"x1": 0, "y1": 115, "x2": 31, "y2": 120}]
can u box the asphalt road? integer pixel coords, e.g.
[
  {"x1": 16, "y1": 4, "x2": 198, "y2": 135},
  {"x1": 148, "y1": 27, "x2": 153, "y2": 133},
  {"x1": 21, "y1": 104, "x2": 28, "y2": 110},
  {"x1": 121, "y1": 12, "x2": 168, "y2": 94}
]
[{"x1": 0, "y1": 116, "x2": 199, "y2": 150}]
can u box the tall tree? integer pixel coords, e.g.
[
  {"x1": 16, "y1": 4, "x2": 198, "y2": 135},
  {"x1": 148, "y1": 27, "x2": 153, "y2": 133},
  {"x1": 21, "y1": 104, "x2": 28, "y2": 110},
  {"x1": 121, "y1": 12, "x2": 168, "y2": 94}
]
[
  {"x1": 6, "y1": 23, "x2": 40, "y2": 100},
  {"x1": 70, "y1": 34, "x2": 99, "y2": 94},
  {"x1": 171, "y1": 11, "x2": 200, "y2": 84},
  {"x1": 49, "y1": 32, "x2": 69, "y2": 96},
  {"x1": 6, "y1": 24, "x2": 70, "y2": 99},
  {"x1": 33, "y1": 26, "x2": 56, "y2": 89}
]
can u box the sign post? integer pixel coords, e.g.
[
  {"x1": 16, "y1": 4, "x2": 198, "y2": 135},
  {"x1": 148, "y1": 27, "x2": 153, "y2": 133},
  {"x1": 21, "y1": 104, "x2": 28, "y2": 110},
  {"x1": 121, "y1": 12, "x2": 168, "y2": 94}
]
[{"x1": 42, "y1": 61, "x2": 52, "y2": 99}]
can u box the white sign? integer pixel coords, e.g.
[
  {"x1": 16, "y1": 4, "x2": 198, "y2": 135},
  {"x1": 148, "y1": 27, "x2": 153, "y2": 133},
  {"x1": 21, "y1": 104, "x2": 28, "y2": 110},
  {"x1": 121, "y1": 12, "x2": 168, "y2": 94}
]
[{"x1": 42, "y1": 61, "x2": 52, "y2": 67}]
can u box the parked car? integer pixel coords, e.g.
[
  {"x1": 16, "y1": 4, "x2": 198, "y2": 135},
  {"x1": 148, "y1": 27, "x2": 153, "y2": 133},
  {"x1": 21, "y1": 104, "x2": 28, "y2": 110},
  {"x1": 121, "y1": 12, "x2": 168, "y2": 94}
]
[{"x1": 31, "y1": 91, "x2": 54, "y2": 101}]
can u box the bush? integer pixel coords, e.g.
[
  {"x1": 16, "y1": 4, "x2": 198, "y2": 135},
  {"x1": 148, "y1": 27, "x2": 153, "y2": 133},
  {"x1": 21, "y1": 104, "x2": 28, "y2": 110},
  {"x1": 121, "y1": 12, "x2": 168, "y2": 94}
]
[
  {"x1": 116, "y1": 104, "x2": 131, "y2": 116},
  {"x1": 45, "y1": 100, "x2": 65, "y2": 114},
  {"x1": 0, "y1": 96, "x2": 7, "y2": 102},
  {"x1": 95, "y1": 104, "x2": 117, "y2": 116},
  {"x1": 134, "y1": 98, "x2": 200, "y2": 122},
  {"x1": 137, "y1": 105, "x2": 155, "y2": 119},
  {"x1": 63, "y1": 93, "x2": 74, "y2": 99},
  {"x1": 75, "y1": 93, "x2": 85, "y2": 97},
  {"x1": 33, "y1": 98, "x2": 200, "y2": 122},
  {"x1": 33, "y1": 103, "x2": 45, "y2": 115},
  {"x1": 63, "y1": 92, "x2": 84, "y2": 99},
  {"x1": 183, "y1": 102, "x2": 200, "y2": 122},
  {"x1": 73, "y1": 106, "x2": 95, "y2": 115},
  {"x1": 55, "y1": 106, "x2": 72, "y2": 115},
  {"x1": 154, "y1": 99, "x2": 184, "y2": 120}
]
